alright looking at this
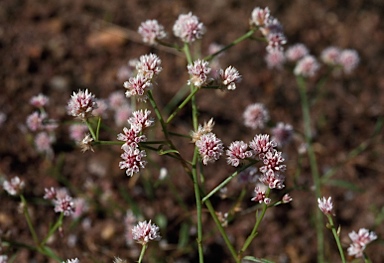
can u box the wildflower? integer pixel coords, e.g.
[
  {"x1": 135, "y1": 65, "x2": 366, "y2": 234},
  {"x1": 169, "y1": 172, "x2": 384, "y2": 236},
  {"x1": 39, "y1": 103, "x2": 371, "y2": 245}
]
[
  {"x1": 123, "y1": 74, "x2": 151, "y2": 101},
  {"x1": 128, "y1": 109, "x2": 154, "y2": 133},
  {"x1": 250, "y1": 7, "x2": 271, "y2": 27},
  {"x1": 261, "y1": 18, "x2": 284, "y2": 37},
  {"x1": 136, "y1": 53, "x2": 162, "y2": 80},
  {"x1": 187, "y1": 59, "x2": 211, "y2": 87},
  {"x1": 339, "y1": 49, "x2": 359, "y2": 74},
  {"x1": 226, "y1": 141, "x2": 253, "y2": 167},
  {"x1": 271, "y1": 122, "x2": 293, "y2": 147},
  {"x1": 317, "y1": 196, "x2": 333, "y2": 215},
  {"x1": 53, "y1": 192, "x2": 75, "y2": 216},
  {"x1": 3, "y1": 176, "x2": 25, "y2": 196},
  {"x1": 26, "y1": 112, "x2": 45, "y2": 131},
  {"x1": 243, "y1": 103, "x2": 269, "y2": 130},
  {"x1": 117, "y1": 127, "x2": 146, "y2": 147},
  {"x1": 173, "y1": 12, "x2": 206, "y2": 43},
  {"x1": 259, "y1": 168, "x2": 285, "y2": 189},
  {"x1": 266, "y1": 32, "x2": 286, "y2": 52},
  {"x1": 347, "y1": 228, "x2": 377, "y2": 258},
  {"x1": 44, "y1": 187, "x2": 57, "y2": 200},
  {"x1": 0, "y1": 255, "x2": 8, "y2": 263},
  {"x1": 265, "y1": 49, "x2": 286, "y2": 69},
  {"x1": 138, "y1": 20, "x2": 166, "y2": 45},
  {"x1": 259, "y1": 149, "x2": 286, "y2": 174},
  {"x1": 30, "y1": 93, "x2": 49, "y2": 108},
  {"x1": 219, "y1": 66, "x2": 241, "y2": 90},
  {"x1": 251, "y1": 185, "x2": 270, "y2": 204},
  {"x1": 191, "y1": 118, "x2": 215, "y2": 143},
  {"x1": 132, "y1": 220, "x2": 161, "y2": 245},
  {"x1": 62, "y1": 259, "x2": 79, "y2": 263},
  {"x1": 80, "y1": 134, "x2": 94, "y2": 152},
  {"x1": 282, "y1": 193, "x2": 292, "y2": 203},
  {"x1": 67, "y1": 89, "x2": 98, "y2": 120},
  {"x1": 285, "y1": 43, "x2": 309, "y2": 62},
  {"x1": 119, "y1": 144, "x2": 147, "y2": 177},
  {"x1": 69, "y1": 123, "x2": 88, "y2": 142},
  {"x1": 195, "y1": 132, "x2": 224, "y2": 165},
  {"x1": 320, "y1": 46, "x2": 341, "y2": 66},
  {"x1": 35, "y1": 132, "x2": 55, "y2": 157},
  {"x1": 249, "y1": 134, "x2": 277, "y2": 157},
  {"x1": 294, "y1": 55, "x2": 320, "y2": 77}
]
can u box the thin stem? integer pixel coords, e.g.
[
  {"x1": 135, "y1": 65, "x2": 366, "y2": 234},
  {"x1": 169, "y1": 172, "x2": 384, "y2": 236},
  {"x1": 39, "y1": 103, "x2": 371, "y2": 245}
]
[
  {"x1": 296, "y1": 76, "x2": 324, "y2": 263},
  {"x1": 166, "y1": 86, "x2": 199, "y2": 124},
  {"x1": 94, "y1": 140, "x2": 123, "y2": 146},
  {"x1": 327, "y1": 215, "x2": 346, "y2": 263},
  {"x1": 96, "y1": 117, "x2": 101, "y2": 140},
  {"x1": 137, "y1": 244, "x2": 148, "y2": 263},
  {"x1": 85, "y1": 119, "x2": 97, "y2": 141},
  {"x1": 20, "y1": 195, "x2": 40, "y2": 246},
  {"x1": 40, "y1": 212, "x2": 64, "y2": 247}
]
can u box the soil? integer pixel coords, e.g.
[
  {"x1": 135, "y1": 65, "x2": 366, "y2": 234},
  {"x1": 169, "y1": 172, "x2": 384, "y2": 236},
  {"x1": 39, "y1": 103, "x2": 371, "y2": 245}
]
[{"x1": 1, "y1": 0, "x2": 383, "y2": 263}]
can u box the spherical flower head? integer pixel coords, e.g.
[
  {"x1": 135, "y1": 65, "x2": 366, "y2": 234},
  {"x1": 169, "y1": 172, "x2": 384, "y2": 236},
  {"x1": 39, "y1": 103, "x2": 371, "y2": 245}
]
[
  {"x1": 191, "y1": 118, "x2": 215, "y2": 143},
  {"x1": 265, "y1": 49, "x2": 286, "y2": 69},
  {"x1": 251, "y1": 185, "x2": 270, "y2": 204},
  {"x1": 259, "y1": 168, "x2": 285, "y2": 189},
  {"x1": 266, "y1": 32, "x2": 286, "y2": 52},
  {"x1": 119, "y1": 144, "x2": 147, "y2": 177},
  {"x1": 249, "y1": 134, "x2": 277, "y2": 157},
  {"x1": 259, "y1": 149, "x2": 286, "y2": 174},
  {"x1": 67, "y1": 89, "x2": 98, "y2": 120},
  {"x1": 54, "y1": 194, "x2": 75, "y2": 216},
  {"x1": 195, "y1": 132, "x2": 224, "y2": 165},
  {"x1": 3, "y1": 176, "x2": 25, "y2": 196},
  {"x1": 339, "y1": 49, "x2": 359, "y2": 74},
  {"x1": 128, "y1": 109, "x2": 154, "y2": 133},
  {"x1": 294, "y1": 55, "x2": 320, "y2": 78},
  {"x1": 271, "y1": 122, "x2": 293, "y2": 147},
  {"x1": 173, "y1": 12, "x2": 206, "y2": 43},
  {"x1": 132, "y1": 220, "x2": 161, "y2": 245},
  {"x1": 347, "y1": 228, "x2": 377, "y2": 258},
  {"x1": 26, "y1": 111, "x2": 46, "y2": 131},
  {"x1": 187, "y1": 59, "x2": 211, "y2": 87},
  {"x1": 250, "y1": 7, "x2": 270, "y2": 27},
  {"x1": 35, "y1": 132, "x2": 55, "y2": 157},
  {"x1": 117, "y1": 127, "x2": 146, "y2": 148},
  {"x1": 320, "y1": 46, "x2": 341, "y2": 66},
  {"x1": 285, "y1": 43, "x2": 309, "y2": 62},
  {"x1": 123, "y1": 74, "x2": 151, "y2": 101},
  {"x1": 62, "y1": 259, "x2": 79, "y2": 263},
  {"x1": 260, "y1": 18, "x2": 284, "y2": 37},
  {"x1": 69, "y1": 123, "x2": 88, "y2": 142},
  {"x1": 226, "y1": 141, "x2": 253, "y2": 167},
  {"x1": 243, "y1": 103, "x2": 269, "y2": 130},
  {"x1": 30, "y1": 93, "x2": 49, "y2": 108},
  {"x1": 136, "y1": 53, "x2": 162, "y2": 80},
  {"x1": 219, "y1": 66, "x2": 241, "y2": 90},
  {"x1": 138, "y1": 19, "x2": 166, "y2": 45},
  {"x1": 317, "y1": 196, "x2": 333, "y2": 215}
]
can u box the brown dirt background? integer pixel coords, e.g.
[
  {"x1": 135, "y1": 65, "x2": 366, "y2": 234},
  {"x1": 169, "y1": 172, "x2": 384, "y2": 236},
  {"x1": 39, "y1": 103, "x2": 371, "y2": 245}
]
[{"x1": 1, "y1": 0, "x2": 383, "y2": 262}]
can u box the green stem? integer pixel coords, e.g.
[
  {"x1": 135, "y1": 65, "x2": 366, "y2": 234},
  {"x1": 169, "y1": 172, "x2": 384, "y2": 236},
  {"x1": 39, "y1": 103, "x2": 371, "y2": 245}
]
[
  {"x1": 327, "y1": 215, "x2": 346, "y2": 263},
  {"x1": 41, "y1": 212, "x2": 64, "y2": 247},
  {"x1": 296, "y1": 76, "x2": 324, "y2": 263},
  {"x1": 85, "y1": 119, "x2": 97, "y2": 141},
  {"x1": 138, "y1": 244, "x2": 148, "y2": 263},
  {"x1": 94, "y1": 140, "x2": 124, "y2": 146},
  {"x1": 166, "y1": 87, "x2": 199, "y2": 124},
  {"x1": 96, "y1": 117, "x2": 101, "y2": 140},
  {"x1": 20, "y1": 195, "x2": 40, "y2": 246}
]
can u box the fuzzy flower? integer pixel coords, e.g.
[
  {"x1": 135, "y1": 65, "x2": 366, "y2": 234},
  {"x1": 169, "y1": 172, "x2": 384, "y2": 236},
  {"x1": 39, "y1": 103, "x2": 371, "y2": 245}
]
[
  {"x1": 191, "y1": 118, "x2": 215, "y2": 143},
  {"x1": 69, "y1": 123, "x2": 88, "y2": 142},
  {"x1": 132, "y1": 220, "x2": 161, "y2": 245},
  {"x1": 347, "y1": 228, "x2": 377, "y2": 258},
  {"x1": 294, "y1": 55, "x2": 320, "y2": 77},
  {"x1": 80, "y1": 134, "x2": 94, "y2": 152},
  {"x1": 285, "y1": 43, "x2": 309, "y2": 62},
  {"x1": 128, "y1": 109, "x2": 154, "y2": 133},
  {"x1": 259, "y1": 168, "x2": 285, "y2": 189},
  {"x1": 44, "y1": 187, "x2": 57, "y2": 200},
  {"x1": 26, "y1": 112, "x2": 45, "y2": 131},
  {"x1": 266, "y1": 32, "x2": 287, "y2": 52},
  {"x1": 282, "y1": 193, "x2": 292, "y2": 203},
  {"x1": 136, "y1": 53, "x2": 162, "y2": 80},
  {"x1": 123, "y1": 74, "x2": 152, "y2": 101},
  {"x1": 250, "y1": 7, "x2": 271, "y2": 27},
  {"x1": 109, "y1": 91, "x2": 128, "y2": 110},
  {"x1": 251, "y1": 185, "x2": 270, "y2": 204},
  {"x1": 243, "y1": 103, "x2": 269, "y2": 130},
  {"x1": 226, "y1": 141, "x2": 253, "y2": 167},
  {"x1": 117, "y1": 127, "x2": 146, "y2": 147},
  {"x1": 54, "y1": 193, "x2": 75, "y2": 216},
  {"x1": 219, "y1": 66, "x2": 241, "y2": 90},
  {"x1": 249, "y1": 134, "x2": 277, "y2": 157},
  {"x1": 138, "y1": 20, "x2": 166, "y2": 45},
  {"x1": 259, "y1": 149, "x2": 286, "y2": 174},
  {"x1": 119, "y1": 144, "x2": 147, "y2": 177},
  {"x1": 271, "y1": 122, "x2": 293, "y2": 147},
  {"x1": 195, "y1": 132, "x2": 224, "y2": 165},
  {"x1": 0, "y1": 255, "x2": 8, "y2": 263},
  {"x1": 261, "y1": 18, "x2": 284, "y2": 37},
  {"x1": 320, "y1": 46, "x2": 341, "y2": 66},
  {"x1": 35, "y1": 132, "x2": 55, "y2": 157},
  {"x1": 3, "y1": 176, "x2": 25, "y2": 196},
  {"x1": 339, "y1": 49, "x2": 359, "y2": 74},
  {"x1": 67, "y1": 89, "x2": 98, "y2": 120},
  {"x1": 30, "y1": 93, "x2": 49, "y2": 108},
  {"x1": 187, "y1": 59, "x2": 211, "y2": 87},
  {"x1": 265, "y1": 49, "x2": 286, "y2": 69},
  {"x1": 173, "y1": 12, "x2": 206, "y2": 43},
  {"x1": 317, "y1": 196, "x2": 333, "y2": 215},
  {"x1": 62, "y1": 259, "x2": 79, "y2": 263}
]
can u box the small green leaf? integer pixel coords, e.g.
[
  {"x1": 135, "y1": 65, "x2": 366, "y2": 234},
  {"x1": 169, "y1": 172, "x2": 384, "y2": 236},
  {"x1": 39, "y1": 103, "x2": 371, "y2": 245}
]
[
  {"x1": 158, "y1": 149, "x2": 180, "y2": 155},
  {"x1": 243, "y1": 256, "x2": 275, "y2": 263}
]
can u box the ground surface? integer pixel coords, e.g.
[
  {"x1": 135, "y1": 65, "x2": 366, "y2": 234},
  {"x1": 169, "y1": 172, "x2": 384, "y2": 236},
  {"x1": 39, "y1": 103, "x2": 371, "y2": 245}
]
[{"x1": 1, "y1": 0, "x2": 383, "y2": 262}]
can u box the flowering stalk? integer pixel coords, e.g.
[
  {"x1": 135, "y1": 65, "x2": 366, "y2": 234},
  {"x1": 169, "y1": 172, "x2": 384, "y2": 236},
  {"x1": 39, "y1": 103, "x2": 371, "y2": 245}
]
[
  {"x1": 137, "y1": 244, "x2": 148, "y2": 263},
  {"x1": 296, "y1": 76, "x2": 324, "y2": 262},
  {"x1": 325, "y1": 215, "x2": 346, "y2": 263},
  {"x1": 20, "y1": 194, "x2": 40, "y2": 246},
  {"x1": 40, "y1": 212, "x2": 64, "y2": 247},
  {"x1": 166, "y1": 86, "x2": 199, "y2": 124}
]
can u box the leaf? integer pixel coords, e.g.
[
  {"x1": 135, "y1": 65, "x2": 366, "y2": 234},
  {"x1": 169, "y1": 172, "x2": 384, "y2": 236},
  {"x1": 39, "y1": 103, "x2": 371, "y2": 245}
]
[
  {"x1": 158, "y1": 149, "x2": 180, "y2": 155},
  {"x1": 242, "y1": 256, "x2": 275, "y2": 263}
]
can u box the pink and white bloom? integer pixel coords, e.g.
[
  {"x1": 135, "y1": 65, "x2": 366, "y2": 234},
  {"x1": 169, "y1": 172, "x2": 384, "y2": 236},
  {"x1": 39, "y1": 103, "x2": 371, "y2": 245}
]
[
  {"x1": 219, "y1": 66, "x2": 241, "y2": 90},
  {"x1": 35, "y1": 132, "x2": 54, "y2": 156},
  {"x1": 249, "y1": 134, "x2": 277, "y2": 157},
  {"x1": 128, "y1": 109, "x2": 154, "y2": 133},
  {"x1": 251, "y1": 185, "x2": 270, "y2": 204},
  {"x1": 243, "y1": 103, "x2": 269, "y2": 130},
  {"x1": 69, "y1": 124, "x2": 88, "y2": 142},
  {"x1": 317, "y1": 196, "x2": 333, "y2": 215},
  {"x1": 54, "y1": 193, "x2": 75, "y2": 216},
  {"x1": 187, "y1": 59, "x2": 211, "y2": 87},
  {"x1": 3, "y1": 176, "x2": 25, "y2": 196},
  {"x1": 0, "y1": 255, "x2": 8, "y2": 263},
  {"x1": 320, "y1": 46, "x2": 341, "y2": 66},
  {"x1": 294, "y1": 55, "x2": 320, "y2": 77},
  {"x1": 26, "y1": 112, "x2": 45, "y2": 131},
  {"x1": 123, "y1": 75, "x2": 151, "y2": 101},
  {"x1": 30, "y1": 93, "x2": 49, "y2": 108},
  {"x1": 173, "y1": 12, "x2": 206, "y2": 43},
  {"x1": 195, "y1": 132, "x2": 224, "y2": 165},
  {"x1": 347, "y1": 228, "x2": 377, "y2": 258},
  {"x1": 285, "y1": 43, "x2": 309, "y2": 62},
  {"x1": 119, "y1": 144, "x2": 147, "y2": 177},
  {"x1": 259, "y1": 149, "x2": 286, "y2": 175},
  {"x1": 138, "y1": 20, "x2": 166, "y2": 45},
  {"x1": 271, "y1": 122, "x2": 293, "y2": 147},
  {"x1": 132, "y1": 220, "x2": 161, "y2": 245},
  {"x1": 282, "y1": 193, "x2": 292, "y2": 203},
  {"x1": 250, "y1": 7, "x2": 271, "y2": 27},
  {"x1": 80, "y1": 134, "x2": 94, "y2": 152},
  {"x1": 226, "y1": 141, "x2": 253, "y2": 167},
  {"x1": 136, "y1": 53, "x2": 162, "y2": 80},
  {"x1": 259, "y1": 168, "x2": 285, "y2": 189},
  {"x1": 265, "y1": 49, "x2": 286, "y2": 69},
  {"x1": 117, "y1": 127, "x2": 146, "y2": 147},
  {"x1": 266, "y1": 32, "x2": 286, "y2": 52},
  {"x1": 67, "y1": 89, "x2": 98, "y2": 120},
  {"x1": 339, "y1": 49, "x2": 359, "y2": 74}
]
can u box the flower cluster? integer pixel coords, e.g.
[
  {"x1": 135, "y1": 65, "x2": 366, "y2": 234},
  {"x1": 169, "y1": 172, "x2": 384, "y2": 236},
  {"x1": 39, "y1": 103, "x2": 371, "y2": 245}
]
[
  {"x1": 44, "y1": 187, "x2": 75, "y2": 216},
  {"x1": 187, "y1": 59, "x2": 211, "y2": 87},
  {"x1": 317, "y1": 196, "x2": 334, "y2": 215},
  {"x1": 243, "y1": 103, "x2": 269, "y2": 130},
  {"x1": 67, "y1": 89, "x2": 98, "y2": 120},
  {"x1": 138, "y1": 19, "x2": 166, "y2": 45},
  {"x1": 347, "y1": 228, "x2": 377, "y2": 258},
  {"x1": 219, "y1": 66, "x2": 242, "y2": 90},
  {"x1": 195, "y1": 132, "x2": 224, "y2": 165},
  {"x1": 3, "y1": 176, "x2": 25, "y2": 196},
  {"x1": 321, "y1": 47, "x2": 360, "y2": 74},
  {"x1": 173, "y1": 12, "x2": 206, "y2": 43},
  {"x1": 132, "y1": 220, "x2": 161, "y2": 245}
]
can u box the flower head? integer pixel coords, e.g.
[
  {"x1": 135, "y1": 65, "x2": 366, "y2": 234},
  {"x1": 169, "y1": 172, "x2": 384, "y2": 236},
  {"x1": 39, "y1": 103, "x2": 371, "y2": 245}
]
[
  {"x1": 226, "y1": 141, "x2": 253, "y2": 167},
  {"x1": 80, "y1": 134, "x2": 94, "y2": 152},
  {"x1": 195, "y1": 132, "x2": 224, "y2": 165},
  {"x1": 249, "y1": 134, "x2": 277, "y2": 157},
  {"x1": 136, "y1": 53, "x2": 162, "y2": 80},
  {"x1": 320, "y1": 46, "x2": 341, "y2": 66},
  {"x1": 251, "y1": 185, "x2": 270, "y2": 204},
  {"x1": 271, "y1": 122, "x2": 293, "y2": 147},
  {"x1": 294, "y1": 55, "x2": 320, "y2": 77},
  {"x1": 285, "y1": 43, "x2": 309, "y2": 62},
  {"x1": 250, "y1": 7, "x2": 271, "y2": 27},
  {"x1": 128, "y1": 109, "x2": 154, "y2": 133},
  {"x1": 173, "y1": 12, "x2": 206, "y2": 43},
  {"x1": 138, "y1": 20, "x2": 166, "y2": 45},
  {"x1": 3, "y1": 176, "x2": 25, "y2": 196},
  {"x1": 243, "y1": 103, "x2": 269, "y2": 130},
  {"x1": 67, "y1": 89, "x2": 98, "y2": 120},
  {"x1": 132, "y1": 220, "x2": 161, "y2": 245},
  {"x1": 26, "y1": 112, "x2": 45, "y2": 131},
  {"x1": 187, "y1": 59, "x2": 211, "y2": 87},
  {"x1": 124, "y1": 74, "x2": 152, "y2": 101},
  {"x1": 339, "y1": 49, "x2": 359, "y2": 74},
  {"x1": 191, "y1": 118, "x2": 215, "y2": 143},
  {"x1": 219, "y1": 66, "x2": 241, "y2": 90},
  {"x1": 35, "y1": 132, "x2": 55, "y2": 157},
  {"x1": 265, "y1": 49, "x2": 286, "y2": 69},
  {"x1": 317, "y1": 196, "x2": 333, "y2": 215},
  {"x1": 347, "y1": 228, "x2": 377, "y2": 258},
  {"x1": 30, "y1": 93, "x2": 49, "y2": 108},
  {"x1": 119, "y1": 144, "x2": 147, "y2": 177},
  {"x1": 54, "y1": 193, "x2": 75, "y2": 216},
  {"x1": 117, "y1": 127, "x2": 146, "y2": 148},
  {"x1": 0, "y1": 255, "x2": 8, "y2": 263}
]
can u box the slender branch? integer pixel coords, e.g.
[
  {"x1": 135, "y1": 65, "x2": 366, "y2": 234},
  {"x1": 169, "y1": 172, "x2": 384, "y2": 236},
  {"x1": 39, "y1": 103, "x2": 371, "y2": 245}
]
[
  {"x1": 327, "y1": 215, "x2": 346, "y2": 263},
  {"x1": 20, "y1": 195, "x2": 40, "y2": 246},
  {"x1": 166, "y1": 86, "x2": 199, "y2": 124}
]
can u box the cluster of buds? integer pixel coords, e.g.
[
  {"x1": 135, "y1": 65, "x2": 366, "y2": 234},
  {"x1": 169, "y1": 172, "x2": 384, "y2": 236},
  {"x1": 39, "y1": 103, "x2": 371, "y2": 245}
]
[{"x1": 44, "y1": 187, "x2": 75, "y2": 217}]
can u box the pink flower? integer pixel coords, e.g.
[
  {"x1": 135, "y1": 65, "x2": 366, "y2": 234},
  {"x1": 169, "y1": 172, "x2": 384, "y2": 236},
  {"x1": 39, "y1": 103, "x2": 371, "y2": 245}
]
[
  {"x1": 67, "y1": 89, "x2": 98, "y2": 120},
  {"x1": 44, "y1": 187, "x2": 57, "y2": 200},
  {"x1": 320, "y1": 46, "x2": 341, "y2": 66},
  {"x1": 30, "y1": 93, "x2": 49, "y2": 108},
  {"x1": 250, "y1": 7, "x2": 271, "y2": 27},
  {"x1": 69, "y1": 124, "x2": 88, "y2": 142},
  {"x1": 63, "y1": 259, "x2": 79, "y2": 263},
  {"x1": 271, "y1": 122, "x2": 293, "y2": 147},
  {"x1": 114, "y1": 106, "x2": 132, "y2": 127},
  {"x1": 3, "y1": 176, "x2": 25, "y2": 196},
  {"x1": 123, "y1": 74, "x2": 151, "y2": 101},
  {"x1": 259, "y1": 168, "x2": 285, "y2": 189},
  {"x1": 187, "y1": 59, "x2": 211, "y2": 87},
  {"x1": 119, "y1": 144, "x2": 147, "y2": 177},
  {"x1": 294, "y1": 55, "x2": 320, "y2": 77},
  {"x1": 339, "y1": 49, "x2": 359, "y2": 74},
  {"x1": 219, "y1": 66, "x2": 241, "y2": 90},
  {"x1": 249, "y1": 134, "x2": 277, "y2": 156},
  {"x1": 117, "y1": 127, "x2": 146, "y2": 147},
  {"x1": 265, "y1": 49, "x2": 286, "y2": 69},
  {"x1": 266, "y1": 32, "x2": 286, "y2": 52},
  {"x1": 191, "y1": 118, "x2": 215, "y2": 143},
  {"x1": 195, "y1": 132, "x2": 224, "y2": 165},
  {"x1": 136, "y1": 53, "x2": 162, "y2": 80},
  {"x1": 35, "y1": 132, "x2": 54, "y2": 157},
  {"x1": 132, "y1": 220, "x2": 161, "y2": 245},
  {"x1": 108, "y1": 91, "x2": 128, "y2": 110},
  {"x1": 285, "y1": 43, "x2": 309, "y2": 62},
  {"x1": 173, "y1": 12, "x2": 206, "y2": 43},
  {"x1": 26, "y1": 112, "x2": 45, "y2": 131},
  {"x1": 80, "y1": 134, "x2": 94, "y2": 152},
  {"x1": 128, "y1": 109, "x2": 154, "y2": 133},
  {"x1": 243, "y1": 103, "x2": 269, "y2": 130},
  {"x1": 0, "y1": 255, "x2": 8, "y2": 263},
  {"x1": 54, "y1": 193, "x2": 75, "y2": 216},
  {"x1": 317, "y1": 196, "x2": 333, "y2": 215},
  {"x1": 259, "y1": 149, "x2": 286, "y2": 174},
  {"x1": 138, "y1": 20, "x2": 166, "y2": 45},
  {"x1": 226, "y1": 141, "x2": 253, "y2": 167},
  {"x1": 282, "y1": 193, "x2": 292, "y2": 203},
  {"x1": 251, "y1": 185, "x2": 270, "y2": 204},
  {"x1": 347, "y1": 228, "x2": 377, "y2": 258}
]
